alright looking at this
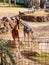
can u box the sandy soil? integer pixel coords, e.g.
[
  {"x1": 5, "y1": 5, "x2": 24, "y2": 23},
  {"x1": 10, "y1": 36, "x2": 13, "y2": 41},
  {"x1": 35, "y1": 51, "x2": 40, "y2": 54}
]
[
  {"x1": 0, "y1": 7, "x2": 49, "y2": 65},
  {"x1": 0, "y1": 7, "x2": 27, "y2": 16}
]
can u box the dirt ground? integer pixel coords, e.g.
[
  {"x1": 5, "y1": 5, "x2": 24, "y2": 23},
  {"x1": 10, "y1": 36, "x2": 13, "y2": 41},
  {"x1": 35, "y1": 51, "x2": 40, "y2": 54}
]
[
  {"x1": 0, "y1": 7, "x2": 27, "y2": 16},
  {"x1": 0, "y1": 8, "x2": 49, "y2": 51},
  {"x1": 0, "y1": 8, "x2": 49, "y2": 38},
  {"x1": 0, "y1": 7, "x2": 49, "y2": 65}
]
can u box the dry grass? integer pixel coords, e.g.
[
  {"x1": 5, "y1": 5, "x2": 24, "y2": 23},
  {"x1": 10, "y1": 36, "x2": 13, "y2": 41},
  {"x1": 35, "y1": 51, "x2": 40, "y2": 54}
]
[
  {"x1": 0, "y1": 3, "x2": 49, "y2": 65},
  {"x1": 0, "y1": 7, "x2": 27, "y2": 16},
  {"x1": 0, "y1": 2, "x2": 27, "y2": 16}
]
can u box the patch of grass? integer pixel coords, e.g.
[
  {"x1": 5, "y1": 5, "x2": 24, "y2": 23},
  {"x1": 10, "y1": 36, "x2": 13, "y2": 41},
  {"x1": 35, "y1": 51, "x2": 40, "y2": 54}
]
[
  {"x1": 0, "y1": 39, "x2": 16, "y2": 65},
  {"x1": 33, "y1": 43, "x2": 39, "y2": 49},
  {"x1": 29, "y1": 52, "x2": 49, "y2": 65},
  {"x1": 22, "y1": 42, "x2": 49, "y2": 65}
]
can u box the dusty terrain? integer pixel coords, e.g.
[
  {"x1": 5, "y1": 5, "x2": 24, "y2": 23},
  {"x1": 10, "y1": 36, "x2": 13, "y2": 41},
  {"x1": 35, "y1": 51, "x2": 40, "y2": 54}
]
[{"x1": 0, "y1": 7, "x2": 49, "y2": 65}]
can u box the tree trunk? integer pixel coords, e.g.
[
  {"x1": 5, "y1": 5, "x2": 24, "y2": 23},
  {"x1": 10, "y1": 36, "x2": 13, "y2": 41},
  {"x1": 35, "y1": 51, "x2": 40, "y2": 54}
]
[
  {"x1": 14, "y1": 0, "x2": 16, "y2": 7},
  {"x1": 40, "y1": 0, "x2": 46, "y2": 9},
  {"x1": 3, "y1": 0, "x2": 6, "y2": 5},
  {"x1": 9, "y1": 0, "x2": 11, "y2": 6},
  {"x1": 28, "y1": 0, "x2": 34, "y2": 7}
]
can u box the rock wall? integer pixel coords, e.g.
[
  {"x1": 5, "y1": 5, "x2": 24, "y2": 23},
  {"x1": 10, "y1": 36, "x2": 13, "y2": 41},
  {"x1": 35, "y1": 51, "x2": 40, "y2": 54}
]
[{"x1": 19, "y1": 14, "x2": 49, "y2": 22}]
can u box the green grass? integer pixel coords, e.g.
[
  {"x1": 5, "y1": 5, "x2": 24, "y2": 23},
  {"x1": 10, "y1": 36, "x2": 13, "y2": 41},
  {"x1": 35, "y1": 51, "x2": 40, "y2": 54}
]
[
  {"x1": 23, "y1": 42, "x2": 49, "y2": 65},
  {"x1": 0, "y1": 39, "x2": 16, "y2": 65},
  {"x1": 28, "y1": 52, "x2": 49, "y2": 65}
]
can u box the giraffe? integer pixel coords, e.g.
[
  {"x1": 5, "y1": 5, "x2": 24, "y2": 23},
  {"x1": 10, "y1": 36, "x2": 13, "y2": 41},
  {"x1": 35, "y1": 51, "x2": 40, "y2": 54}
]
[{"x1": 11, "y1": 17, "x2": 20, "y2": 47}]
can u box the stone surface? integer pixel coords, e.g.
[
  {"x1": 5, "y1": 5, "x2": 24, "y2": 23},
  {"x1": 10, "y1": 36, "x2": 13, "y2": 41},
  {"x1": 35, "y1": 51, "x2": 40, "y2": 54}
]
[{"x1": 19, "y1": 14, "x2": 49, "y2": 22}]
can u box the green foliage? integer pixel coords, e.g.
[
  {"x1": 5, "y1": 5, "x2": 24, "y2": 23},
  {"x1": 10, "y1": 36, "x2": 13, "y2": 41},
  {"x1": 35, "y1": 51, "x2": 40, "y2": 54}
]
[{"x1": 0, "y1": 39, "x2": 16, "y2": 65}]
